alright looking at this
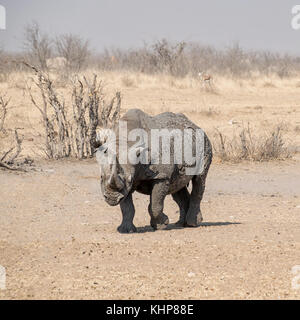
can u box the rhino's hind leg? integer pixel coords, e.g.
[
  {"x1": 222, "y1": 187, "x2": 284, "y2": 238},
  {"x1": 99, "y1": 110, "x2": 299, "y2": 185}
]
[
  {"x1": 149, "y1": 181, "x2": 169, "y2": 230},
  {"x1": 185, "y1": 174, "x2": 206, "y2": 227},
  {"x1": 118, "y1": 193, "x2": 137, "y2": 233},
  {"x1": 172, "y1": 187, "x2": 190, "y2": 226}
]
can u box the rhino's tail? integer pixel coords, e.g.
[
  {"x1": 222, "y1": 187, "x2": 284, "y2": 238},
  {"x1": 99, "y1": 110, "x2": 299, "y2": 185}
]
[{"x1": 199, "y1": 133, "x2": 213, "y2": 178}]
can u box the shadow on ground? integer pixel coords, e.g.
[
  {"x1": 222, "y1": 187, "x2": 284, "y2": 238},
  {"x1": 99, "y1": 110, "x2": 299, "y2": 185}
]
[{"x1": 136, "y1": 221, "x2": 241, "y2": 233}]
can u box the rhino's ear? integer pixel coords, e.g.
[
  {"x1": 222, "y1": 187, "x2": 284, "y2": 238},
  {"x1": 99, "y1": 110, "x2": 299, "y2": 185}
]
[
  {"x1": 99, "y1": 144, "x2": 108, "y2": 154},
  {"x1": 93, "y1": 140, "x2": 102, "y2": 149}
]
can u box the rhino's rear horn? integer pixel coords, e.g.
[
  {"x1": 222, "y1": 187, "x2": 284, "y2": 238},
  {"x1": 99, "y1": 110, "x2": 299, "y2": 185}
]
[{"x1": 108, "y1": 173, "x2": 124, "y2": 190}]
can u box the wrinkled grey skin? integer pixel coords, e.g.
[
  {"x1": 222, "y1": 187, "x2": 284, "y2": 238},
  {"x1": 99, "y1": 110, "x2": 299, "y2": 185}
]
[{"x1": 96, "y1": 109, "x2": 213, "y2": 233}]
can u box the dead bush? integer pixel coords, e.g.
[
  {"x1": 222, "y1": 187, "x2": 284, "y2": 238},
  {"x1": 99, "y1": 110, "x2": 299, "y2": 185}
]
[
  {"x1": 213, "y1": 124, "x2": 292, "y2": 162},
  {"x1": 55, "y1": 34, "x2": 90, "y2": 74},
  {"x1": 24, "y1": 62, "x2": 120, "y2": 159},
  {"x1": 152, "y1": 39, "x2": 186, "y2": 76},
  {"x1": 0, "y1": 95, "x2": 28, "y2": 171},
  {"x1": 0, "y1": 129, "x2": 25, "y2": 170},
  {"x1": 0, "y1": 95, "x2": 9, "y2": 132},
  {"x1": 24, "y1": 22, "x2": 52, "y2": 71}
]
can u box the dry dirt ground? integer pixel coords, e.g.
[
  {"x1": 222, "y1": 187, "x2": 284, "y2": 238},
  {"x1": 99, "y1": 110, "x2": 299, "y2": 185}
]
[{"x1": 1, "y1": 157, "x2": 300, "y2": 300}]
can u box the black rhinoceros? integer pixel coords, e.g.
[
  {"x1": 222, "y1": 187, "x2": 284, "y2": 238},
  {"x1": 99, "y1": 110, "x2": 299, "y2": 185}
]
[{"x1": 96, "y1": 109, "x2": 212, "y2": 233}]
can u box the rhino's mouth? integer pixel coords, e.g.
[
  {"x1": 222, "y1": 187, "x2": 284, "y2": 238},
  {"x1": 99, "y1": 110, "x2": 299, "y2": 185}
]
[
  {"x1": 104, "y1": 194, "x2": 125, "y2": 206},
  {"x1": 101, "y1": 175, "x2": 133, "y2": 206},
  {"x1": 103, "y1": 186, "x2": 128, "y2": 206}
]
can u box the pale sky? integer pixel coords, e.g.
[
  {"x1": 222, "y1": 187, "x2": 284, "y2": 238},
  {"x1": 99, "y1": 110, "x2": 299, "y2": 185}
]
[{"x1": 1, "y1": 0, "x2": 300, "y2": 54}]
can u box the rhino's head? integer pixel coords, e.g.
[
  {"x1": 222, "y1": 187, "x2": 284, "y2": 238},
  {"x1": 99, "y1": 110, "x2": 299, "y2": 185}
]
[{"x1": 96, "y1": 144, "x2": 135, "y2": 206}]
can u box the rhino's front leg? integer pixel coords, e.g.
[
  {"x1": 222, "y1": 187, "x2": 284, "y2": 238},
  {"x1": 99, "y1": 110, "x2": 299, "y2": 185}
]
[
  {"x1": 149, "y1": 180, "x2": 169, "y2": 230},
  {"x1": 118, "y1": 193, "x2": 137, "y2": 234}
]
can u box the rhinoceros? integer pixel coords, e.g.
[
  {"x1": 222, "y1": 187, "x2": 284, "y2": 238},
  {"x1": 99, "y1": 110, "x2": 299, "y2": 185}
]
[{"x1": 96, "y1": 109, "x2": 212, "y2": 233}]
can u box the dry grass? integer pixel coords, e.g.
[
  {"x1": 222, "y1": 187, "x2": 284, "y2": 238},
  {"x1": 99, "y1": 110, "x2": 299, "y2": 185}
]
[
  {"x1": 262, "y1": 81, "x2": 276, "y2": 88},
  {"x1": 121, "y1": 75, "x2": 136, "y2": 88},
  {"x1": 213, "y1": 124, "x2": 292, "y2": 162},
  {"x1": 198, "y1": 107, "x2": 219, "y2": 117}
]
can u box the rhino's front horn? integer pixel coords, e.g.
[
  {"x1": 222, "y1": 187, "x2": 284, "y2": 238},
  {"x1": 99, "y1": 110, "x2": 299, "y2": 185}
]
[{"x1": 108, "y1": 163, "x2": 124, "y2": 190}]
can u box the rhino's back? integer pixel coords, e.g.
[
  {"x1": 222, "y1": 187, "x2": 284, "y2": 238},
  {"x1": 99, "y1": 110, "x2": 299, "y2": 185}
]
[
  {"x1": 120, "y1": 109, "x2": 200, "y2": 132},
  {"x1": 152, "y1": 111, "x2": 200, "y2": 131}
]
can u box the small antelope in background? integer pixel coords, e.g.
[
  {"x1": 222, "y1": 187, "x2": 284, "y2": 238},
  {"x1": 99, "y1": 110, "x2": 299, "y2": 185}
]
[{"x1": 198, "y1": 72, "x2": 213, "y2": 88}]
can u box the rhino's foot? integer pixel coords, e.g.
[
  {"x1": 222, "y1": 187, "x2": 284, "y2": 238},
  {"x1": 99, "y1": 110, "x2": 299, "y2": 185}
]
[
  {"x1": 175, "y1": 218, "x2": 186, "y2": 227},
  {"x1": 151, "y1": 213, "x2": 169, "y2": 231},
  {"x1": 185, "y1": 210, "x2": 203, "y2": 227},
  {"x1": 117, "y1": 223, "x2": 137, "y2": 234}
]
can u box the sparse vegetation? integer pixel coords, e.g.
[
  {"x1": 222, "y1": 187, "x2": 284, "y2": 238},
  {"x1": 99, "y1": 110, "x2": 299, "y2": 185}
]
[
  {"x1": 2, "y1": 28, "x2": 300, "y2": 82},
  {"x1": 55, "y1": 34, "x2": 90, "y2": 74},
  {"x1": 213, "y1": 124, "x2": 292, "y2": 162},
  {"x1": 0, "y1": 25, "x2": 299, "y2": 164},
  {"x1": 92, "y1": 40, "x2": 300, "y2": 79},
  {"x1": 9, "y1": 23, "x2": 300, "y2": 80}
]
